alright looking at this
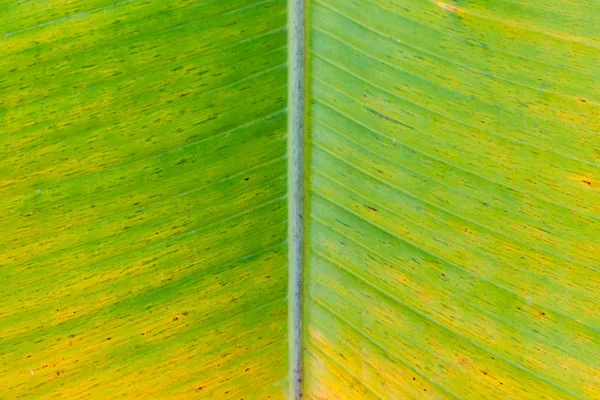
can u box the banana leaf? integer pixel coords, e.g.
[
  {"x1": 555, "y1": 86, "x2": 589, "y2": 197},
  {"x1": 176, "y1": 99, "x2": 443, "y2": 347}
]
[{"x1": 1, "y1": 0, "x2": 599, "y2": 398}]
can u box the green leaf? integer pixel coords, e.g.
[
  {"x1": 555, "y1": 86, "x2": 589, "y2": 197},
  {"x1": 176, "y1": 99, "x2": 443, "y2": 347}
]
[
  {"x1": 2, "y1": 0, "x2": 599, "y2": 399},
  {"x1": 0, "y1": 0, "x2": 288, "y2": 398},
  {"x1": 304, "y1": 0, "x2": 600, "y2": 399}
]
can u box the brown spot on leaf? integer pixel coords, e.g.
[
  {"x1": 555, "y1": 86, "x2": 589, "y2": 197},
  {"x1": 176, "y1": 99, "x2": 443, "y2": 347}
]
[{"x1": 437, "y1": 2, "x2": 461, "y2": 12}]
